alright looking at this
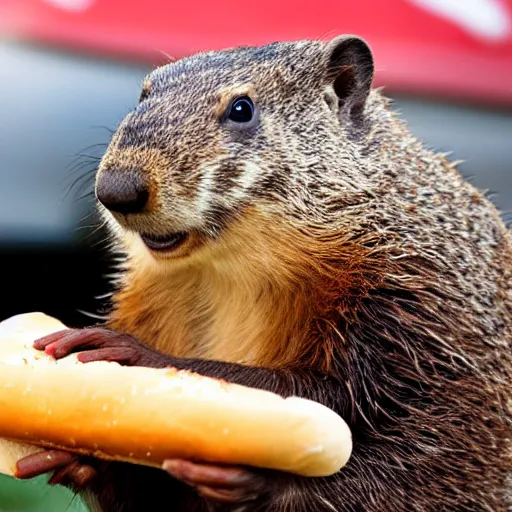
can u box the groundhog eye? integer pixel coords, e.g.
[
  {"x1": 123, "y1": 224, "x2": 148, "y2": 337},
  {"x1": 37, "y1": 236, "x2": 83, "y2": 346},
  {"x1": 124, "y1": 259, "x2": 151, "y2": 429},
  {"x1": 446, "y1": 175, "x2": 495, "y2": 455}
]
[{"x1": 227, "y1": 96, "x2": 254, "y2": 123}]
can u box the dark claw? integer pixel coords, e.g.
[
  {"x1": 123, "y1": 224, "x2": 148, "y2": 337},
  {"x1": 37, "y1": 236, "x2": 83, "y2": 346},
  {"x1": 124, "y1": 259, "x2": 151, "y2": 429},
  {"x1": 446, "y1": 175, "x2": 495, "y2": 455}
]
[
  {"x1": 48, "y1": 460, "x2": 97, "y2": 489},
  {"x1": 196, "y1": 485, "x2": 257, "y2": 503},
  {"x1": 16, "y1": 450, "x2": 76, "y2": 479},
  {"x1": 33, "y1": 329, "x2": 70, "y2": 354},
  {"x1": 163, "y1": 459, "x2": 266, "y2": 504},
  {"x1": 34, "y1": 329, "x2": 118, "y2": 359},
  {"x1": 16, "y1": 450, "x2": 97, "y2": 490}
]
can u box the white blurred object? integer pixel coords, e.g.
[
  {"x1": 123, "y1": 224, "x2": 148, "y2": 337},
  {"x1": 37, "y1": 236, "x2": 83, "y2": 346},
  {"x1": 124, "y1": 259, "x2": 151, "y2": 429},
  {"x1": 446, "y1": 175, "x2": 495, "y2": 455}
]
[
  {"x1": 40, "y1": 0, "x2": 94, "y2": 12},
  {"x1": 407, "y1": 0, "x2": 512, "y2": 41}
]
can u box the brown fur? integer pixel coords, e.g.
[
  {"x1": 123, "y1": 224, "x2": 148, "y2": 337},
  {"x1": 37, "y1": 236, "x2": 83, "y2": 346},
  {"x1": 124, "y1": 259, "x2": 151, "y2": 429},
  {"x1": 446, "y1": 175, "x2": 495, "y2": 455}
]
[
  {"x1": 81, "y1": 35, "x2": 512, "y2": 511},
  {"x1": 108, "y1": 207, "x2": 385, "y2": 372}
]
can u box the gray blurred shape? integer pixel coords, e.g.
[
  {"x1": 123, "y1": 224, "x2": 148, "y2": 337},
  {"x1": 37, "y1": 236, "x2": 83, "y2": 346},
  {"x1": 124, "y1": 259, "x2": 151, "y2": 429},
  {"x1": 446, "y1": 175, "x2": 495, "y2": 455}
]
[
  {"x1": 392, "y1": 97, "x2": 512, "y2": 213},
  {"x1": 0, "y1": 40, "x2": 149, "y2": 246},
  {"x1": 0, "y1": 39, "x2": 510, "y2": 248}
]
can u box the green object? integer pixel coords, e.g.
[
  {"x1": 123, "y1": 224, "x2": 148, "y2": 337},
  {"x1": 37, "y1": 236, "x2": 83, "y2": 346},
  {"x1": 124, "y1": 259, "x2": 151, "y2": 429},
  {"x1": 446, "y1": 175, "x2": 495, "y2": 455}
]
[{"x1": 0, "y1": 474, "x2": 88, "y2": 512}]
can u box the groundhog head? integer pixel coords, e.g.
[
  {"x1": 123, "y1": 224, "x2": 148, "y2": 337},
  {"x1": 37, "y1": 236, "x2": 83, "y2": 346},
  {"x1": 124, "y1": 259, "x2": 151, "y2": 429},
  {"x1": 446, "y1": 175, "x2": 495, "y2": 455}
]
[{"x1": 95, "y1": 36, "x2": 375, "y2": 262}]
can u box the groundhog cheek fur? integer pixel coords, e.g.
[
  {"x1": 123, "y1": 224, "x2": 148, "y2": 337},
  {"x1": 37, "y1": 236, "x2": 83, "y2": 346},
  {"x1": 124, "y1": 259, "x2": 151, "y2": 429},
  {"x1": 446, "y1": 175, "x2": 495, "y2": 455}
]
[{"x1": 80, "y1": 35, "x2": 512, "y2": 511}]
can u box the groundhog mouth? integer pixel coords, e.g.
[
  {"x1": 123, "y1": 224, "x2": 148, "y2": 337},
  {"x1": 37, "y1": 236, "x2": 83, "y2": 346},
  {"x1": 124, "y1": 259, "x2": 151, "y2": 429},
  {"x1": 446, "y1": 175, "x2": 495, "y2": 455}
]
[{"x1": 140, "y1": 232, "x2": 189, "y2": 253}]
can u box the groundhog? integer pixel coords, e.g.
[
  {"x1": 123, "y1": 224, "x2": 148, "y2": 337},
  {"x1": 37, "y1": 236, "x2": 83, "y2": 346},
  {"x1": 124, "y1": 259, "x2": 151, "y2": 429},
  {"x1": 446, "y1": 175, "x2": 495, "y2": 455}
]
[{"x1": 15, "y1": 35, "x2": 512, "y2": 511}]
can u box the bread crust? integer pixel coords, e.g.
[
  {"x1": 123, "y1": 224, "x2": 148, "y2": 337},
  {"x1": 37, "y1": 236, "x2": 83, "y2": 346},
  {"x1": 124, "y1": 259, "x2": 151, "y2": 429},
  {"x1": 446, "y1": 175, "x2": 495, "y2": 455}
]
[{"x1": 0, "y1": 313, "x2": 352, "y2": 478}]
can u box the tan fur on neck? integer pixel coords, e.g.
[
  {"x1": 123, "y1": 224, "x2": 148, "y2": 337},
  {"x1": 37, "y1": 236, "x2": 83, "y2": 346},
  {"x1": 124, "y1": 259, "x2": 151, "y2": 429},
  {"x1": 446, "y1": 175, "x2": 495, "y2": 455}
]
[{"x1": 107, "y1": 207, "x2": 385, "y2": 372}]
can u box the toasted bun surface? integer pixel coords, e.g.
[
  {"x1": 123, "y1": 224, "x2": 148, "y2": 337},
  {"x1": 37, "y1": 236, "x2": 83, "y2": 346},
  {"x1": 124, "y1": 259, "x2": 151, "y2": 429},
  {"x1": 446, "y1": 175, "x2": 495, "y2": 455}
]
[{"x1": 0, "y1": 313, "x2": 352, "y2": 478}]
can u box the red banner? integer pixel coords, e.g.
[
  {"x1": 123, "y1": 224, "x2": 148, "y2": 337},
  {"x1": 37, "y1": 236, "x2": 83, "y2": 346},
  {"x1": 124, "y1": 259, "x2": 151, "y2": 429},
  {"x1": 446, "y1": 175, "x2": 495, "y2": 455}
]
[{"x1": 1, "y1": 0, "x2": 511, "y2": 105}]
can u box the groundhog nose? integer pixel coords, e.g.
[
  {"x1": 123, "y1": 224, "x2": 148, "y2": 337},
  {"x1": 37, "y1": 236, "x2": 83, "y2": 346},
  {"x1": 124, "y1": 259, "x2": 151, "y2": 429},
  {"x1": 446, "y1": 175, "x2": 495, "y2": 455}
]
[{"x1": 96, "y1": 170, "x2": 149, "y2": 214}]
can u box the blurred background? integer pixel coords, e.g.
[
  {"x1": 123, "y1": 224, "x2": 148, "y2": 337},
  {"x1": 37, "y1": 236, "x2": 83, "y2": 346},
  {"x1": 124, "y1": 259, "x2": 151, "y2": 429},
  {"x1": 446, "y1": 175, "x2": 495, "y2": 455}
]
[{"x1": 0, "y1": 0, "x2": 511, "y2": 510}]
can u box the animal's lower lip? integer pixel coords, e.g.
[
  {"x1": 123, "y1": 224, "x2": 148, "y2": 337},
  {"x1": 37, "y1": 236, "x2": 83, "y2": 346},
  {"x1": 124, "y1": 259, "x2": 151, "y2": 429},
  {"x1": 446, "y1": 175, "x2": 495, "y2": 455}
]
[{"x1": 140, "y1": 232, "x2": 189, "y2": 252}]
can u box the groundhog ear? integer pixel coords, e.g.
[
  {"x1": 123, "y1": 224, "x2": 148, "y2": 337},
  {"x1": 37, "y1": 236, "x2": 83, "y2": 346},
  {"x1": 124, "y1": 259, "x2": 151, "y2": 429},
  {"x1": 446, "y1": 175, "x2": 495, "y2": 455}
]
[{"x1": 324, "y1": 35, "x2": 374, "y2": 117}]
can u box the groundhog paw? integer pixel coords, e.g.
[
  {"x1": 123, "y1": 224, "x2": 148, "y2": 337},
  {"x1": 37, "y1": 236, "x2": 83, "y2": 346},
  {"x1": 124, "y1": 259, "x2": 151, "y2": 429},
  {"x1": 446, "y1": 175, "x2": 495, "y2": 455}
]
[
  {"x1": 33, "y1": 327, "x2": 171, "y2": 368},
  {"x1": 163, "y1": 459, "x2": 269, "y2": 505}
]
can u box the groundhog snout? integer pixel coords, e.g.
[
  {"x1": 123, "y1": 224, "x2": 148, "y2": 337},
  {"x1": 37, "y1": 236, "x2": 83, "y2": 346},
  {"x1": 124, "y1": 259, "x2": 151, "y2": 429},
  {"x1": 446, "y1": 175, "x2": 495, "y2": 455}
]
[{"x1": 96, "y1": 168, "x2": 149, "y2": 215}]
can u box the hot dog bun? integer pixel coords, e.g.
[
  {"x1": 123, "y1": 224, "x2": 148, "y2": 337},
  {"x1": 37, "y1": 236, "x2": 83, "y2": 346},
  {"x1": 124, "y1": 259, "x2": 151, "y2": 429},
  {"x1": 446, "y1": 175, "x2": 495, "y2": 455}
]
[{"x1": 0, "y1": 313, "x2": 352, "y2": 478}]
